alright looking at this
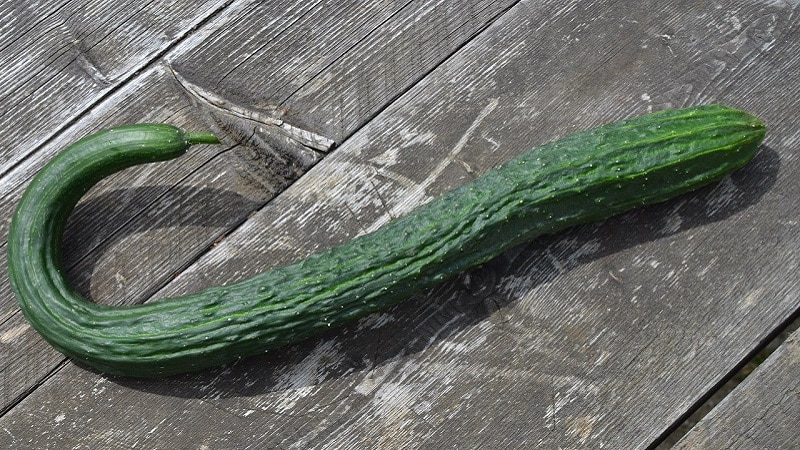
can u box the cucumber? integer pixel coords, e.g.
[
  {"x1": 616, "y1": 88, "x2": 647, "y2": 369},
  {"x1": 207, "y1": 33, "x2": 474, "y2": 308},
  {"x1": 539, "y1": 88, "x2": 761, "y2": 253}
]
[{"x1": 6, "y1": 105, "x2": 765, "y2": 377}]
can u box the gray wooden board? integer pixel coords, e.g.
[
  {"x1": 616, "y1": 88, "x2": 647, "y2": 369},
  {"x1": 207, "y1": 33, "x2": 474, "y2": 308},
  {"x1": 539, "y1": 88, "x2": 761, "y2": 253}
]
[
  {"x1": 0, "y1": 0, "x2": 522, "y2": 414},
  {"x1": 168, "y1": 0, "x2": 521, "y2": 156},
  {"x1": 674, "y1": 327, "x2": 800, "y2": 449},
  {"x1": 1, "y1": 0, "x2": 799, "y2": 448},
  {"x1": 0, "y1": 0, "x2": 230, "y2": 176}
]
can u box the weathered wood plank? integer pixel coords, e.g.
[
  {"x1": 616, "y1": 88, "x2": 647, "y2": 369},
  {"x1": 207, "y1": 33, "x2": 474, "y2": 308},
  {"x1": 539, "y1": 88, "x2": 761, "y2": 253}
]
[
  {"x1": 0, "y1": 0, "x2": 521, "y2": 414},
  {"x1": 1, "y1": 0, "x2": 797, "y2": 448},
  {"x1": 0, "y1": 0, "x2": 230, "y2": 176},
  {"x1": 674, "y1": 326, "x2": 800, "y2": 449},
  {"x1": 170, "y1": 0, "x2": 520, "y2": 142}
]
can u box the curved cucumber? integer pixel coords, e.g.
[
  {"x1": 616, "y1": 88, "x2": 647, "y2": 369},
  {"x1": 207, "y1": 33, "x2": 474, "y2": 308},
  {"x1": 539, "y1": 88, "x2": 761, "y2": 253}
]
[{"x1": 7, "y1": 105, "x2": 765, "y2": 377}]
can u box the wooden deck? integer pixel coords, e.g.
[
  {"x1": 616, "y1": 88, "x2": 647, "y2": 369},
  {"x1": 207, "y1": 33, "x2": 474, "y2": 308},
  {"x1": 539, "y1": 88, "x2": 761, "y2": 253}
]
[{"x1": 1, "y1": 1, "x2": 798, "y2": 448}]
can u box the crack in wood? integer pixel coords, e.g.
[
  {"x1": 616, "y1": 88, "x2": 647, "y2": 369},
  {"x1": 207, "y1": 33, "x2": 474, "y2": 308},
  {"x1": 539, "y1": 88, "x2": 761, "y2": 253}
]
[{"x1": 170, "y1": 65, "x2": 336, "y2": 152}]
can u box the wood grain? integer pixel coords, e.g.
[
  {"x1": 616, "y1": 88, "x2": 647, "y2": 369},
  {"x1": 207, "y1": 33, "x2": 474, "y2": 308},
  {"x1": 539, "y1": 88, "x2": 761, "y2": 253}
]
[
  {"x1": 674, "y1": 327, "x2": 800, "y2": 449},
  {"x1": 1, "y1": 0, "x2": 799, "y2": 448}
]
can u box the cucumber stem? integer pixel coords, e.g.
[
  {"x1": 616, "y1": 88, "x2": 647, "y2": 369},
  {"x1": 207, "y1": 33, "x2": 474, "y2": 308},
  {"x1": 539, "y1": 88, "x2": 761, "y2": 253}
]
[{"x1": 185, "y1": 131, "x2": 220, "y2": 145}]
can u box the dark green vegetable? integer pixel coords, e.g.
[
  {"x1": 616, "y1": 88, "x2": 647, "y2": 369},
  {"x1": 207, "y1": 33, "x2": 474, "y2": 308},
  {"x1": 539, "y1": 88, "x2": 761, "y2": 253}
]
[{"x1": 7, "y1": 105, "x2": 765, "y2": 377}]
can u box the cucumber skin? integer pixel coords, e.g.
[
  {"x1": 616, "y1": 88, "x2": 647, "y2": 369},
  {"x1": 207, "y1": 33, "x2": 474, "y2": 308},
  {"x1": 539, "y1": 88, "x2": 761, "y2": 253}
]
[{"x1": 7, "y1": 105, "x2": 765, "y2": 377}]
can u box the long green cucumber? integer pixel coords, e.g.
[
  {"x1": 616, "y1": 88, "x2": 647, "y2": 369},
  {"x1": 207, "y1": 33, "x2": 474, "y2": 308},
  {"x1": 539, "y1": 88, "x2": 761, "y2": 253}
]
[{"x1": 7, "y1": 105, "x2": 765, "y2": 377}]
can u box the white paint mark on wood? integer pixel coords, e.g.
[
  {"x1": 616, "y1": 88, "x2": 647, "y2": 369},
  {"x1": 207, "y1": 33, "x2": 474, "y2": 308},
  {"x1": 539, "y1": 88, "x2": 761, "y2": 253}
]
[
  {"x1": 91, "y1": 379, "x2": 108, "y2": 398},
  {"x1": 399, "y1": 130, "x2": 437, "y2": 149},
  {"x1": 267, "y1": 339, "x2": 343, "y2": 413},
  {"x1": 439, "y1": 329, "x2": 488, "y2": 354},
  {"x1": 354, "y1": 355, "x2": 405, "y2": 397},
  {"x1": 386, "y1": 98, "x2": 500, "y2": 216},
  {"x1": 724, "y1": 12, "x2": 743, "y2": 32},
  {"x1": 369, "y1": 146, "x2": 403, "y2": 168},
  {"x1": 113, "y1": 272, "x2": 127, "y2": 291}
]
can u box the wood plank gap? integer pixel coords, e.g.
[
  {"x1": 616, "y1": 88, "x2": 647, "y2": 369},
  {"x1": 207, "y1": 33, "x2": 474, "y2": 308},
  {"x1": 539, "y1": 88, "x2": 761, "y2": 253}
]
[
  {"x1": 0, "y1": 0, "x2": 237, "y2": 186},
  {"x1": 0, "y1": 359, "x2": 70, "y2": 417},
  {"x1": 651, "y1": 310, "x2": 800, "y2": 449}
]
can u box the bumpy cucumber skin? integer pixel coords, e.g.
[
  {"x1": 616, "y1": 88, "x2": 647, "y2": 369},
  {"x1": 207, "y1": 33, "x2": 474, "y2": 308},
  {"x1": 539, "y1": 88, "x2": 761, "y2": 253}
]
[{"x1": 7, "y1": 106, "x2": 765, "y2": 377}]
